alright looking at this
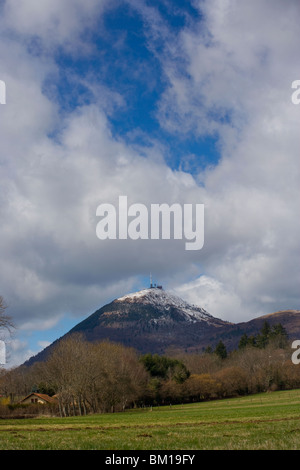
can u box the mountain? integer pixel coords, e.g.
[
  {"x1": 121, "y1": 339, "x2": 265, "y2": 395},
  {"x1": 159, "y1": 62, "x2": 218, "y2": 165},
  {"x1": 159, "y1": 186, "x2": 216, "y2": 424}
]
[
  {"x1": 67, "y1": 287, "x2": 231, "y2": 353},
  {"x1": 24, "y1": 286, "x2": 300, "y2": 366},
  {"x1": 24, "y1": 287, "x2": 230, "y2": 365}
]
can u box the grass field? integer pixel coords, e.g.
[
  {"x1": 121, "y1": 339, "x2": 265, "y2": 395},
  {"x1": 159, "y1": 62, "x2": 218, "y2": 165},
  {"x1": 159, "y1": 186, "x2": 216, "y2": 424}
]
[{"x1": 1, "y1": 390, "x2": 300, "y2": 450}]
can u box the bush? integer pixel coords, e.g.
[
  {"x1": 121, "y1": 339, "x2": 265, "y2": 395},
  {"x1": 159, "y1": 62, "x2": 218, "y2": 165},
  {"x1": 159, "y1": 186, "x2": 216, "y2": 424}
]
[
  {"x1": 183, "y1": 373, "x2": 220, "y2": 401},
  {"x1": 140, "y1": 353, "x2": 190, "y2": 383},
  {"x1": 214, "y1": 366, "x2": 248, "y2": 397},
  {"x1": 0, "y1": 402, "x2": 59, "y2": 418}
]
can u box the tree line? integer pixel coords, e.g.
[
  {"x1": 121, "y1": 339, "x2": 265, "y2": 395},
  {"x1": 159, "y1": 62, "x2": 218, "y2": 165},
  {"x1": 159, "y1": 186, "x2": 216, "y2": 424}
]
[
  {"x1": 1, "y1": 321, "x2": 300, "y2": 417},
  {"x1": 205, "y1": 320, "x2": 289, "y2": 360}
]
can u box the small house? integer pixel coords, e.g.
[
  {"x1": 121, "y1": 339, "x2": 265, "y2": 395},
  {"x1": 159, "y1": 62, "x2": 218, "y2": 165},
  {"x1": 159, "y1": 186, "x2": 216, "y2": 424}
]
[{"x1": 19, "y1": 392, "x2": 57, "y2": 405}]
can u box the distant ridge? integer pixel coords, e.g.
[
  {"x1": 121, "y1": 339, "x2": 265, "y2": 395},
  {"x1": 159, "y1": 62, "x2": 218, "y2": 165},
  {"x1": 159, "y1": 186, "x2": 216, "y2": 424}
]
[{"x1": 212, "y1": 309, "x2": 300, "y2": 350}]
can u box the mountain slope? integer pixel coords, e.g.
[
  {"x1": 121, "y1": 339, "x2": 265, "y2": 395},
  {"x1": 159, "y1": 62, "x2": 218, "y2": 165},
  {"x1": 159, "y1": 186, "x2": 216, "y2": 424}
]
[
  {"x1": 208, "y1": 309, "x2": 300, "y2": 351},
  {"x1": 68, "y1": 287, "x2": 230, "y2": 353}
]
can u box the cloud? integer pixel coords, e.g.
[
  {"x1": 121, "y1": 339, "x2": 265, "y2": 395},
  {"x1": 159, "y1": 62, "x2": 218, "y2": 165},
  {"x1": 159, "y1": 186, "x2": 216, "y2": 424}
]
[
  {"x1": 2, "y1": 338, "x2": 36, "y2": 369},
  {"x1": 174, "y1": 275, "x2": 242, "y2": 322},
  {"x1": 158, "y1": 1, "x2": 298, "y2": 133},
  {"x1": 2, "y1": 0, "x2": 115, "y2": 51}
]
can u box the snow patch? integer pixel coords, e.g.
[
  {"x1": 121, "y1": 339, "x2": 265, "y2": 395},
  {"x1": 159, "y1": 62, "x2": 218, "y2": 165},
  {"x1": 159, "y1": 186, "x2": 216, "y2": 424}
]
[{"x1": 116, "y1": 288, "x2": 213, "y2": 323}]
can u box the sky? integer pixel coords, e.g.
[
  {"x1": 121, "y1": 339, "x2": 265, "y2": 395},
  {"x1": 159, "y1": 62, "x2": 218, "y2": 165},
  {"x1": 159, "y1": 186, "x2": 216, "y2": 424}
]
[{"x1": 0, "y1": 0, "x2": 299, "y2": 367}]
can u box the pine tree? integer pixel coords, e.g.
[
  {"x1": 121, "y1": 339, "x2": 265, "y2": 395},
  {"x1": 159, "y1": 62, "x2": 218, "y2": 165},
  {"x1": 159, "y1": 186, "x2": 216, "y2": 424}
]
[
  {"x1": 270, "y1": 323, "x2": 288, "y2": 348},
  {"x1": 238, "y1": 333, "x2": 249, "y2": 349},
  {"x1": 215, "y1": 340, "x2": 227, "y2": 359},
  {"x1": 256, "y1": 321, "x2": 271, "y2": 348}
]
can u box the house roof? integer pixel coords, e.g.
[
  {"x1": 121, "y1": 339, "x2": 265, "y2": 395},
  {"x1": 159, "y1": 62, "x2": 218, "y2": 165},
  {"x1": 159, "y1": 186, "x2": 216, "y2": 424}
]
[{"x1": 19, "y1": 392, "x2": 57, "y2": 404}]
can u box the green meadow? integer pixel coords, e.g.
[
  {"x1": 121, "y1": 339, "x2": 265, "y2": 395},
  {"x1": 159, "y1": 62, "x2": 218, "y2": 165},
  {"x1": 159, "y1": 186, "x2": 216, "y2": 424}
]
[{"x1": 1, "y1": 390, "x2": 300, "y2": 450}]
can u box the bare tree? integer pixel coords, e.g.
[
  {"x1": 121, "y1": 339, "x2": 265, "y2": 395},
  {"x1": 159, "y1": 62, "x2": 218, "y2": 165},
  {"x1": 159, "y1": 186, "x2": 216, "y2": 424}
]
[
  {"x1": 0, "y1": 296, "x2": 14, "y2": 333},
  {"x1": 40, "y1": 335, "x2": 150, "y2": 416},
  {"x1": 41, "y1": 333, "x2": 91, "y2": 416},
  {"x1": 0, "y1": 296, "x2": 14, "y2": 367}
]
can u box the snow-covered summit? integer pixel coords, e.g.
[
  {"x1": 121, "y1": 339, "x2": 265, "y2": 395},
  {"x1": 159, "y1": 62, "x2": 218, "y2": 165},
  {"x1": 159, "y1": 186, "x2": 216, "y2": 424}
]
[{"x1": 116, "y1": 287, "x2": 214, "y2": 323}]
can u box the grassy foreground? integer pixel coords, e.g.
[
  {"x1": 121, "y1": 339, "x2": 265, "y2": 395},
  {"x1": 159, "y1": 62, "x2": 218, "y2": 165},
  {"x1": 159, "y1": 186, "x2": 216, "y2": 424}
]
[{"x1": 1, "y1": 390, "x2": 300, "y2": 450}]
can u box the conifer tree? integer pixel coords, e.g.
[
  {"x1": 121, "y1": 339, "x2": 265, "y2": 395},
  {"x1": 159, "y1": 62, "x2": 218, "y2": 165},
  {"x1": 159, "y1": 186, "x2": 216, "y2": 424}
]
[{"x1": 215, "y1": 340, "x2": 227, "y2": 359}]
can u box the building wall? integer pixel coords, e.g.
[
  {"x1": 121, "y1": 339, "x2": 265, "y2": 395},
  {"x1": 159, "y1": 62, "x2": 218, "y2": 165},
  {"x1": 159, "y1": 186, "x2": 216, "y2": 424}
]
[{"x1": 22, "y1": 396, "x2": 47, "y2": 404}]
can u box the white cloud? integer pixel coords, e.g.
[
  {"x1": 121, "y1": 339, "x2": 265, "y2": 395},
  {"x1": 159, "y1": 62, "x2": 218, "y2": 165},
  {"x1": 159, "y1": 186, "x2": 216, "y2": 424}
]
[
  {"x1": 2, "y1": 338, "x2": 36, "y2": 369},
  {"x1": 157, "y1": 0, "x2": 299, "y2": 135},
  {"x1": 174, "y1": 275, "x2": 242, "y2": 322},
  {"x1": 38, "y1": 340, "x2": 51, "y2": 349},
  {"x1": 2, "y1": 0, "x2": 113, "y2": 51}
]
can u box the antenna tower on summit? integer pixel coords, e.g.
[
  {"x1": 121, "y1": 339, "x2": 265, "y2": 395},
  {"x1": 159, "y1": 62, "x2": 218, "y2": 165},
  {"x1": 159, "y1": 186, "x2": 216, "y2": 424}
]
[{"x1": 149, "y1": 273, "x2": 163, "y2": 290}]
